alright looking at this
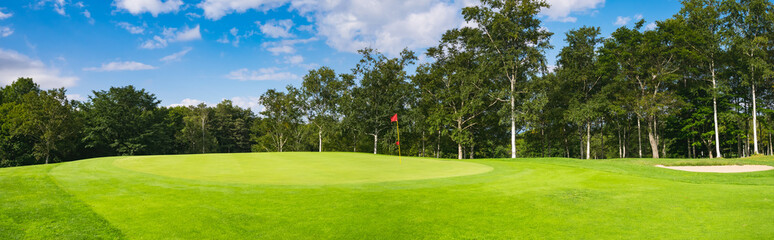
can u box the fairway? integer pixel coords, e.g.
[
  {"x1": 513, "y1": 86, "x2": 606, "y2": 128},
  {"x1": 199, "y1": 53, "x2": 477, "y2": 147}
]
[
  {"x1": 113, "y1": 152, "x2": 493, "y2": 185},
  {"x1": 2, "y1": 153, "x2": 774, "y2": 239}
]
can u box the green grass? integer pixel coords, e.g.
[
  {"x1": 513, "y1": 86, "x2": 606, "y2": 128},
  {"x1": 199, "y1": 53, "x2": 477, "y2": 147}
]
[
  {"x1": 1, "y1": 152, "x2": 774, "y2": 239},
  {"x1": 113, "y1": 152, "x2": 492, "y2": 185}
]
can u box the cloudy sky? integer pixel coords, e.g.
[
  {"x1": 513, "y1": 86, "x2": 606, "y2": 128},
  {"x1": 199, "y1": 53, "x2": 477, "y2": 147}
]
[{"x1": 0, "y1": 0, "x2": 681, "y2": 110}]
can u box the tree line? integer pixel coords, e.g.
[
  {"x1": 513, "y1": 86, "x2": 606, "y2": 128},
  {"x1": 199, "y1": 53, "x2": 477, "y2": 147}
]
[{"x1": 1, "y1": 0, "x2": 773, "y2": 167}]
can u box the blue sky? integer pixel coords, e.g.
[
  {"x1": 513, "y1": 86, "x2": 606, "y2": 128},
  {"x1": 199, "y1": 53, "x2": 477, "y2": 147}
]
[{"x1": 0, "y1": 0, "x2": 682, "y2": 111}]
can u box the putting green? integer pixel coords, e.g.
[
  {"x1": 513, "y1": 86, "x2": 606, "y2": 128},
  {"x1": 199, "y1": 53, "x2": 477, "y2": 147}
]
[{"x1": 113, "y1": 152, "x2": 493, "y2": 185}]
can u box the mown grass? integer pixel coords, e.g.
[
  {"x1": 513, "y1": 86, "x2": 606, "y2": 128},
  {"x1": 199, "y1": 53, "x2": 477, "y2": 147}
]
[
  {"x1": 1, "y1": 152, "x2": 773, "y2": 239},
  {"x1": 0, "y1": 164, "x2": 124, "y2": 239}
]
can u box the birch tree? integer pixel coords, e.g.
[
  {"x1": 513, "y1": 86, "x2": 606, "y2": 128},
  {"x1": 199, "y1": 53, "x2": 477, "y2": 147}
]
[
  {"x1": 301, "y1": 67, "x2": 348, "y2": 152},
  {"x1": 462, "y1": 0, "x2": 552, "y2": 158}
]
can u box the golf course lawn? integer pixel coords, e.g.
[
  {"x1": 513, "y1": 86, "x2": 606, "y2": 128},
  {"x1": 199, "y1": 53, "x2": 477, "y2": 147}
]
[{"x1": 1, "y1": 152, "x2": 773, "y2": 239}]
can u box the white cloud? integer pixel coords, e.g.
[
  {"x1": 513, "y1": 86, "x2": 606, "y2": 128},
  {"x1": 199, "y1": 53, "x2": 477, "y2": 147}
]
[
  {"x1": 114, "y1": 0, "x2": 183, "y2": 17},
  {"x1": 140, "y1": 25, "x2": 201, "y2": 49},
  {"x1": 614, "y1": 16, "x2": 631, "y2": 26},
  {"x1": 175, "y1": 25, "x2": 202, "y2": 41},
  {"x1": 266, "y1": 45, "x2": 294, "y2": 55},
  {"x1": 83, "y1": 9, "x2": 94, "y2": 24},
  {"x1": 141, "y1": 36, "x2": 168, "y2": 49},
  {"x1": 226, "y1": 68, "x2": 300, "y2": 81},
  {"x1": 186, "y1": 12, "x2": 202, "y2": 19},
  {"x1": 541, "y1": 0, "x2": 605, "y2": 22},
  {"x1": 634, "y1": 14, "x2": 643, "y2": 20},
  {"x1": 196, "y1": 0, "x2": 465, "y2": 56},
  {"x1": 0, "y1": 48, "x2": 78, "y2": 89},
  {"x1": 217, "y1": 34, "x2": 230, "y2": 44},
  {"x1": 0, "y1": 26, "x2": 12, "y2": 37},
  {"x1": 53, "y1": 0, "x2": 66, "y2": 15},
  {"x1": 198, "y1": 0, "x2": 288, "y2": 20},
  {"x1": 196, "y1": 0, "x2": 605, "y2": 56},
  {"x1": 258, "y1": 19, "x2": 294, "y2": 38},
  {"x1": 229, "y1": 96, "x2": 262, "y2": 112},
  {"x1": 35, "y1": 0, "x2": 67, "y2": 15},
  {"x1": 66, "y1": 93, "x2": 86, "y2": 101},
  {"x1": 0, "y1": 10, "x2": 13, "y2": 20},
  {"x1": 284, "y1": 55, "x2": 303, "y2": 65},
  {"x1": 645, "y1": 22, "x2": 657, "y2": 31},
  {"x1": 169, "y1": 98, "x2": 205, "y2": 107},
  {"x1": 229, "y1": 27, "x2": 240, "y2": 46},
  {"x1": 83, "y1": 61, "x2": 157, "y2": 71},
  {"x1": 310, "y1": 0, "x2": 464, "y2": 55},
  {"x1": 261, "y1": 37, "x2": 317, "y2": 55},
  {"x1": 117, "y1": 22, "x2": 145, "y2": 34},
  {"x1": 297, "y1": 24, "x2": 314, "y2": 33},
  {"x1": 160, "y1": 47, "x2": 192, "y2": 62}
]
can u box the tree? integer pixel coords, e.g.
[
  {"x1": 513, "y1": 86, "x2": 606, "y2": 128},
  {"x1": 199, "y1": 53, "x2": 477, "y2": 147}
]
[
  {"x1": 416, "y1": 28, "x2": 499, "y2": 159},
  {"x1": 351, "y1": 48, "x2": 417, "y2": 154},
  {"x1": 0, "y1": 78, "x2": 41, "y2": 166},
  {"x1": 607, "y1": 20, "x2": 683, "y2": 158},
  {"x1": 176, "y1": 103, "x2": 217, "y2": 153},
  {"x1": 679, "y1": 0, "x2": 728, "y2": 157},
  {"x1": 256, "y1": 87, "x2": 303, "y2": 152},
  {"x1": 16, "y1": 88, "x2": 80, "y2": 164},
  {"x1": 82, "y1": 86, "x2": 167, "y2": 156},
  {"x1": 212, "y1": 100, "x2": 253, "y2": 153},
  {"x1": 556, "y1": 26, "x2": 605, "y2": 159},
  {"x1": 301, "y1": 67, "x2": 348, "y2": 152},
  {"x1": 725, "y1": 0, "x2": 774, "y2": 155},
  {"x1": 462, "y1": 0, "x2": 553, "y2": 158}
]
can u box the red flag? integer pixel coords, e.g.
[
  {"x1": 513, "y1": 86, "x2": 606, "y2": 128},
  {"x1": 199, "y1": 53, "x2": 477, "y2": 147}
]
[
  {"x1": 390, "y1": 113, "x2": 398, "y2": 122},
  {"x1": 396, "y1": 141, "x2": 400, "y2": 145}
]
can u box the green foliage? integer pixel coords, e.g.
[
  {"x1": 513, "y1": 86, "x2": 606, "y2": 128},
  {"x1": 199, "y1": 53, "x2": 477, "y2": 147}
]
[
  {"x1": 82, "y1": 86, "x2": 169, "y2": 156},
  {"x1": 254, "y1": 87, "x2": 304, "y2": 152},
  {"x1": 348, "y1": 48, "x2": 416, "y2": 154},
  {"x1": 301, "y1": 66, "x2": 350, "y2": 152}
]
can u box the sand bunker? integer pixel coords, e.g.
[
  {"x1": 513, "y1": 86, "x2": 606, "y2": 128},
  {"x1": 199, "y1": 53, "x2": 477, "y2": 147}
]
[{"x1": 656, "y1": 165, "x2": 774, "y2": 173}]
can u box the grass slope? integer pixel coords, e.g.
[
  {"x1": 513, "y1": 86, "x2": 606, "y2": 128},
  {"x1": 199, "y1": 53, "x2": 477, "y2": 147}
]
[
  {"x1": 1, "y1": 152, "x2": 773, "y2": 239},
  {"x1": 0, "y1": 164, "x2": 123, "y2": 239}
]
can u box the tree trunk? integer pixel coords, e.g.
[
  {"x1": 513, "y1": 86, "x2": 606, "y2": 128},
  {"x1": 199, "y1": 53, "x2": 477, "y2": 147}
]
[
  {"x1": 622, "y1": 124, "x2": 627, "y2": 158},
  {"x1": 579, "y1": 126, "x2": 583, "y2": 159},
  {"x1": 470, "y1": 144, "x2": 474, "y2": 159},
  {"x1": 510, "y1": 87, "x2": 516, "y2": 158},
  {"x1": 601, "y1": 120, "x2": 605, "y2": 159},
  {"x1": 318, "y1": 130, "x2": 323, "y2": 152},
  {"x1": 586, "y1": 121, "x2": 591, "y2": 160},
  {"x1": 752, "y1": 81, "x2": 759, "y2": 155},
  {"x1": 458, "y1": 143, "x2": 463, "y2": 160},
  {"x1": 616, "y1": 127, "x2": 623, "y2": 158},
  {"x1": 648, "y1": 117, "x2": 659, "y2": 158},
  {"x1": 279, "y1": 135, "x2": 283, "y2": 152},
  {"x1": 373, "y1": 133, "x2": 378, "y2": 154},
  {"x1": 711, "y1": 64, "x2": 722, "y2": 158},
  {"x1": 637, "y1": 117, "x2": 642, "y2": 158},
  {"x1": 457, "y1": 119, "x2": 463, "y2": 160},
  {"x1": 436, "y1": 130, "x2": 441, "y2": 158}
]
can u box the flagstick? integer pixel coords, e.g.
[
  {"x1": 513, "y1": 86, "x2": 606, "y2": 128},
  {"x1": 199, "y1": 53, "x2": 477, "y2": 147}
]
[{"x1": 397, "y1": 120, "x2": 401, "y2": 164}]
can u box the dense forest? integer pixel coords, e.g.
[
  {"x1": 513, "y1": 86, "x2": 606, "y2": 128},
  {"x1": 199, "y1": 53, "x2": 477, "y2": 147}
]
[{"x1": 2, "y1": 0, "x2": 774, "y2": 167}]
